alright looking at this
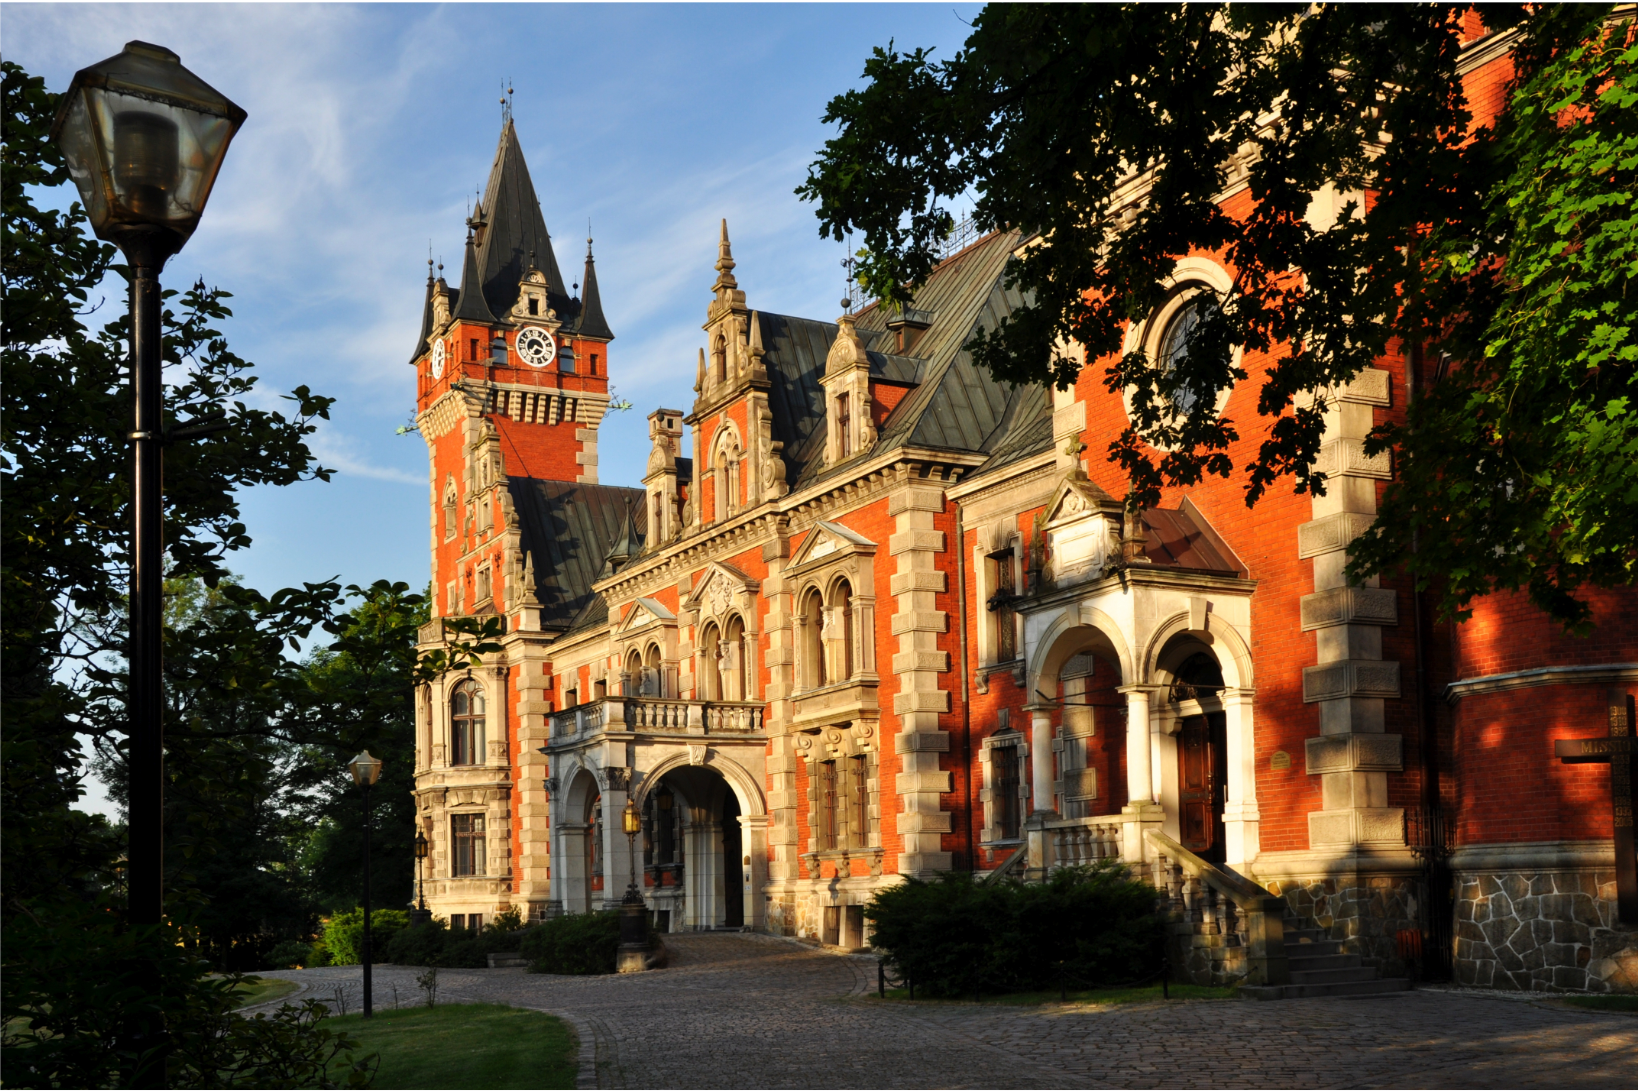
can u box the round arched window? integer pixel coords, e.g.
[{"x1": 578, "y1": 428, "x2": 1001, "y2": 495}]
[{"x1": 1157, "y1": 297, "x2": 1220, "y2": 415}]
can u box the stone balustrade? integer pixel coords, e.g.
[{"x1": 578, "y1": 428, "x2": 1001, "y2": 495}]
[
  {"x1": 549, "y1": 697, "x2": 765, "y2": 739},
  {"x1": 1046, "y1": 817, "x2": 1124, "y2": 868}
]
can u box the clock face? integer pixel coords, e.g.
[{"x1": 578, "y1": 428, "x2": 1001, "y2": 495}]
[
  {"x1": 429, "y1": 338, "x2": 445, "y2": 379},
  {"x1": 516, "y1": 326, "x2": 557, "y2": 368}
]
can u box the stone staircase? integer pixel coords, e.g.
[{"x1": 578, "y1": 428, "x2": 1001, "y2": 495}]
[{"x1": 1239, "y1": 920, "x2": 1411, "y2": 1000}]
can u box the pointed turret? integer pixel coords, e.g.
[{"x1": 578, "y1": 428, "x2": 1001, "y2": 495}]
[
  {"x1": 575, "y1": 236, "x2": 614, "y2": 341},
  {"x1": 600, "y1": 500, "x2": 642, "y2": 575},
  {"x1": 411, "y1": 259, "x2": 435, "y2": 363},
  {"x1": 474, "y1": 118, "x2": 570, "y2": 318},
  {"x1": 452, "y1": 229, "x2": 498, "y2": 323},
  {"x1": 707, "y1": 219, "x2": 747, "y2": 320}
]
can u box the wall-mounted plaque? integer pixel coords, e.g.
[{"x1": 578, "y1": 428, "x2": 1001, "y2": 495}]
[{"x1": 1270, "y1": 750, "x2": 1292, "y2": 770}]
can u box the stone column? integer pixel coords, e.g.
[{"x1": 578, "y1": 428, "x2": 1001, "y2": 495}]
[
  {"x1": 739, "y1": 813, "x2": 770, "y2": 930},
  {"x1": 1029, "y1": 706, "x2": 1055, "y2": 814},
  {"x1": 1297, "y1": 368, "x2": 1405, "y2": 849},
  {"x1": 1118, "y1": 685, "x2": 1164, "y2": 863},
  {"x1": 1220, "y1": 687, "x2": 1261, "y2": 869}
]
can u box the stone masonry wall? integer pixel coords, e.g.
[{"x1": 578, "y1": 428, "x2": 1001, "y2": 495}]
[
  {"x1": 1265, "y1": 873, "x2": 1419, "y2": 979},
  {"x1": 1454, "y1": 868, "x2": 1638, "y2": 993}
]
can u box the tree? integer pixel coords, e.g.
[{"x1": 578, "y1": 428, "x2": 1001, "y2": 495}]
[
  {"x1": 799, "y1": 3, "x2": 1636, "y2": 626},
  {"x1": 3, "y1": 59, "x2": 373, "y2": 1085}
]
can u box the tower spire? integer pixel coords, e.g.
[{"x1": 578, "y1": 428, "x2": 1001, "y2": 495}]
[
  {"x1": 575, "y1": 232, "x2": 614, "y2": 340},
  {"x1": 452, "y1": 228, "x2": 497, "y2": 323}
]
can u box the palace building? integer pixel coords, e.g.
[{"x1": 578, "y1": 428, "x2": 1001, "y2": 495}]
[{"x1": 411, "y1": 29, "x2": 1636, "y2": 993}]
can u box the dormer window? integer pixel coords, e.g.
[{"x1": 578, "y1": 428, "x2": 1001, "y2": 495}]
[
  {"x1": 528, "y1": 297, "x2": 539, "y2": 316},
  {"x1": 836, "y1": 394, "x2": 851, "y2": 459}
]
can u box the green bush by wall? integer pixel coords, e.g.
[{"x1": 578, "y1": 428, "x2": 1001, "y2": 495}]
[
  {"x1": 384, "y1": 917, "x2": 530, "y2": 968},
  {"x1": 520, "y1": 912, "x2": 620, "y2": 975},
  {"x1": 866, "y1": 862, "x2": 1164, "y2": 997},
  {"x1": 317, "y1": 908, "x2": 411, "y2": 966}
]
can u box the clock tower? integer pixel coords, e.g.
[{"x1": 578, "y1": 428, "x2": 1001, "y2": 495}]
[{"x1": 411, "y1": 117, "x2": 619, "y2": 621}]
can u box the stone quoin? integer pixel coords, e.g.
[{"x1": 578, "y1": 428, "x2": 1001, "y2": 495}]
[{"x1": 408, "y1": 19, "x2": 1637, "y2": 993}]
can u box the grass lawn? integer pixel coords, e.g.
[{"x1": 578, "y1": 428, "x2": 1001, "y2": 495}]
[
  {"x1": 324, "y1": 1004, "x2": 577, "y2": 1090},
  {"x1": 1560, "y1": 994, "x2": 1638, "y2": 1013},
  {"x1": 231, "y1": 975, "x2": 301, "y2": 1009},
  {"x1": 871, "y1": 983, "x2": 1237, "y2": 1005}
]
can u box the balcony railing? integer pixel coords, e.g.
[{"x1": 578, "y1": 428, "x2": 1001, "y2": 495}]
[{"x1": 550, "y1": 697, "x2": 764, "y2": 739}]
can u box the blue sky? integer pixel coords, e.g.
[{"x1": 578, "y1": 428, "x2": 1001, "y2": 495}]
[{"x1": 8, "y1": 1, "x2": 983, "y2": 598}]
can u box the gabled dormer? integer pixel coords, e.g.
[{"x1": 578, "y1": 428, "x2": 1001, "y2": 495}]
[{"x1": 820, "y1": 313, "x2": 876, "y2": 466}]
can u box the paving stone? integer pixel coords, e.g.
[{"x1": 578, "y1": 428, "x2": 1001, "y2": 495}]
[{"x1": 251, "y1": 934, "x2": 1638, "y2": 1089}]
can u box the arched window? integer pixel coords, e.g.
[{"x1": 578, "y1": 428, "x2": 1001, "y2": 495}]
[
  {"x1": 644, "y1": 643, "x2": 665, "y2": 698},
  {"x1": 829, "y1": 578, "x2": 855, "y2": 681},
  {"x1": 723, "y1": 614, "x2": 746, "y2": 701},
  {"x1": 450, "y1": 680, "x2": 485, "y2": 766},
  {"x1": 624, "y1": 649, "x2": 643, "y2": 696},
  {"x1": 442, "y1": 477, "x2": 457, "y2": 542},
  {"x1": 726, "y1": 444, "x2": 740, "y2": 514},
  {"x1": 699, "y1": 622, "x2": 722, "y2": 701},
  {"x1": 1157, "y1": 297, "x2": 1222, "y2": 415},
  {"x1": 712, "y1": 334, "x2": 727, "y2": 384},
  {"x1": 800, "y1": 587, "x2": 826, "y2": 690}
]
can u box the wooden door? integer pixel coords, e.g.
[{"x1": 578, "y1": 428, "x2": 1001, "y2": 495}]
[{"x1": 1178, "y1": 713, "x2": 1227, "y2": 861}]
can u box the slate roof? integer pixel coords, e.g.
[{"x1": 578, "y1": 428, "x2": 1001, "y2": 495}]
[
  {"x1": 1140, "y1": 502, "x2": 1246, "y2": 577},
  {"x1": 410, "y1": 269, "x2": 435, "y2": 364},
  {"x1": 740, "y1": 229, "x2": 1033, "y2": 490},
  {"x1": 573, "y1": 240, "x2": 614, "y2": 340},
  {"x1": 452, "y1": 232, "x2": 497, "y2": 323},
  {"x1": 508, "y1": 479, "x2": 647, "y2": 629},
  {"x1": 474, "y1": 120, "x2": 572, "y2": 319}
]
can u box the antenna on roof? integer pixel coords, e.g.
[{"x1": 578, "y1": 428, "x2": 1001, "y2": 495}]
[{"x1": 840, "y1": 229, "x2": 860, "y2": 314}]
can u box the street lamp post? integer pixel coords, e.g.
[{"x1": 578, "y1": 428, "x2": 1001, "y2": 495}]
[
  {"x1": 617, "y1": 797, "x2": 647, "y2": 973},
  {"x1": 349, "y1": 750, "x2": 383, "y2": 1018},
  {"x1": 411, "y1": 830, "x2": 431, "y2": 925},
  {"x1": 50, "y1": 41, "x2": 245, "y2": 928}
]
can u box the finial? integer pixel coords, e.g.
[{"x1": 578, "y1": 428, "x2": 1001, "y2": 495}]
[{"x1": 716, "y1": 219, "x2": 735, "y2": 271}]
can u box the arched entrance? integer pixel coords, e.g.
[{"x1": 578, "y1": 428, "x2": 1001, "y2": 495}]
[
  {"x1": 1168, "y1": 649, "x2": 1227, "y2": 862},
  {"x1": 641, "y1": 764, "x2": 748, "y2": 931},
  {"x1": 1026, "y1": 621, "x2": 1133, "y2": 820}
]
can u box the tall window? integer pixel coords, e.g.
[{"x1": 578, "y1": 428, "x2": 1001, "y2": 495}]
[
  {"x1": 723, "y1": 614, "x2": 746, "y2": 701},
  {"x1": 452, "y1": 813, "x2": 485, "y2": 876},
  {"x1": 443, "y1": 478, "x2": 457, "y2": 542},
  {"x1": 644, "y1": 644, "x2": 665, "y2": 698},
  {"x1": 712, "y1": 335, "x2": 727, "y2": 384},
  {"x1": 836, "y1": 394, "x2": 852, "y2": 459},
  {"x1": 450, "y1": 681, "x2": 485, "y2": 766},
  {"x1": 830, "y1": 578, "x2": 855, "y2": 681},
  {"x1": 817, "y1": 760, "x2": 839, "y2": 850},
  {"x1": 699, "y1": 622, "x2": 722, "y2": 701},
  {"x1": 1157, "y1": 297, "x2": 1222, "y2": 415},
  {"x1": 988, "y1": 548, "x2": 1018, "y2": 662},
  {"x1": 993, "y1": 742, "x2": 1021, "y2": 841},
  {"x1": 800, "y1": 588, "x2": 826, "y2": 690},
  {"x1": 851, "y1": 754, "x2": 871, "y2": 848}
]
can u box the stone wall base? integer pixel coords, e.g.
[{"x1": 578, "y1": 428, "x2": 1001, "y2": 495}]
[
  {"x1": 1264, "y1": 872, "x2": 1419, "y2": 980},
  {"x1": 1454, "y1": 866, "x2": 1637, "y2": 993}
]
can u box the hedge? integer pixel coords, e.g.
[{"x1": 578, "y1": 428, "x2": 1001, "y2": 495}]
[
  {"x1": 865, "y1": 861, "x2": 1164, "y2": 997},
  {"x1": 520, "y1": 912, "x2": 621, "y2": 975},
  {"x1": 317, "y1": 908, "x2": 411, "y2": 966}
]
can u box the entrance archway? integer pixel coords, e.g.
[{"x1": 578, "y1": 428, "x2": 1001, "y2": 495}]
[
  {"x1": 1026, "y1": 621, "x2": 1132, "y2": 819},
  {"x1": 640, "y1": 764, "x2": 749, "y2": 930}
]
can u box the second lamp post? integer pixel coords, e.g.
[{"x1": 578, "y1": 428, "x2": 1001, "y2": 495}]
[{"x1": 349, "y1": 750, "x2": 383, "y2": 1018}]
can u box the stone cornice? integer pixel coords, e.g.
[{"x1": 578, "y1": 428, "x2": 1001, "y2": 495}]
[{"x1": 1443, "y1": 663, "x2": 1638, "y2": 705}]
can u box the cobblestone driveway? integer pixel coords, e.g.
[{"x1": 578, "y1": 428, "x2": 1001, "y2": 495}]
[{"x1": 252, "y1": 933, "x2": 1637, "y2": 1089}]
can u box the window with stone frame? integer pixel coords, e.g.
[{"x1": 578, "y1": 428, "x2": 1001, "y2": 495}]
[
  {"x1": 452, "y1": 812, "x2": 486, "y2": 876},
  {"x1": 827, "y1": 577, "x2": 855, "y2": 682},
  {"x1": 983, "y1": 729, "x2": 1025, "y2": 843},
  {"x1": 475, "y1": 565, "x2": 492, "y2": 605},
  {"x1": 835, "y1": 393, "x2": 852, "y2": 459},
  {"x1": 443, "y1": 477, "x2": 457, "y2": 541},
  {"x1": 446, "y1": 579, "x2": 459, "y2": 617},
  {"x1": 817, "y1": 759, "x2": 839, "y2": 850},
  {"x1": 722, "y1": 613, "x2": 747, "y2": 701},
  {"x1": 798, "y1": 587, "x2": 827, "y2": 690},
  {"x1": 450, "y1": 680, "x2": 485, "y2": 766},
  {"x1": 849, "y1": 752, "x2": 873, "y2": 849},
  {"x1": 987, "y1": 546, "x2": 1019, "y2": 663}
]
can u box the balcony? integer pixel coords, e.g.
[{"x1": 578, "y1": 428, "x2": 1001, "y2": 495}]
[
  {"x1": 789, "y1": 679, "x2": 878, "y2": 733},
  {"x1": 550, "y1": 696, "x2": 764, "y2": 740}
]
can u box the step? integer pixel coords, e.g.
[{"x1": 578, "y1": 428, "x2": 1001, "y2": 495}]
[
  {"x1": 1286, "y1": 952, "x2": 1362, "y2": 972},
  {"x1": 1290, "y1": 965, "x2": 1381, "y2": 986},
  {"x1": 1242, "y1": 977, "x2": 1412, "y2": 1001}
]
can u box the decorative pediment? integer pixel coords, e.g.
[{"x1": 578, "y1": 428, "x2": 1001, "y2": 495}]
[
  {"x1": 616, "y1": 596, "x2": 676, "y2": 634},
  {"x1": 788, "y1": 520, "x2": 877, "y2": 571},
  {"x1": 684, "y1": 561, "x2": 761, "y2": 618},
  {"x1": 825, "y1": 314, "x2": 871, "y2": 377},
  {"x1": 1042, "y1": 475, "x2": 1121, "y2": 585}
]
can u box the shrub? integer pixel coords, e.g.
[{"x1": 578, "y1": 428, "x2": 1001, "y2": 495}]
[
  {"x1": 866, "y1": 861, "x2": 1164, "y2": 997},
  {"x1": 521, "y1": 912, "x2": 620, "y2": 975},
  {"x1": 318, "y1": 909, "x2": 411, "y2": 966},
  {"x1": 264, "y1": 939, "x2": 317, "y2": 969},
  {"x1": 383, "y1": 916, "x2": 534, "y2": 968}
]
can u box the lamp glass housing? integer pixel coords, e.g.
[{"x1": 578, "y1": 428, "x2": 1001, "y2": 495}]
[
  {"x1": 50, "y1": 41, "x2": 246, "y2": 252},
  {"x1": 657, "y1": 787, "x2": 674, "y2": 812},
  {"x1": 414, "y1": 831, "x2": 429, "y2": 860},
  {"x1": 622, "y1": 799, "x2": 642, "y2": 836},
  {"x1": 348, "y1": 749, "x2": 383, "y2": 787}
]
